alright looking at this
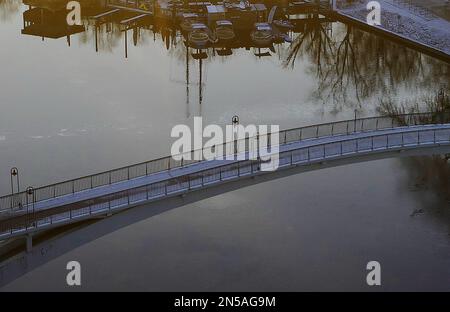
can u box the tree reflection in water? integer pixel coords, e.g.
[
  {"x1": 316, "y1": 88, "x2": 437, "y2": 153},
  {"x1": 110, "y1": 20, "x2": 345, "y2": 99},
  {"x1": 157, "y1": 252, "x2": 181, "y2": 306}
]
[
  {"x1": 379, "y1": 90, "x2": 450, "y2": 215},
  {"x1": 285, "y1": 16, "x2": 450, "y2": 215},
  {"x1": 0, "y1": 0, "x2": 20, "y2": 21},
  {"x1": 285, "y1": 18, "x2": 450, "y2": 112}
]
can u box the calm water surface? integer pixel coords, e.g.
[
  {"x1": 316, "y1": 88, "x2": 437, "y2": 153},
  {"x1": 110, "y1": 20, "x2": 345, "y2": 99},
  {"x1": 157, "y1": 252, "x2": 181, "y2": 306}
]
[{"x1": 0, "y1": 0, "x2": 449, "y2": 291}]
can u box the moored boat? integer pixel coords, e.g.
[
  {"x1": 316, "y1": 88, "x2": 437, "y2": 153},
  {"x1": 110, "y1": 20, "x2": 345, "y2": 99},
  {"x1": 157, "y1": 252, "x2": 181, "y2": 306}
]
[
  {"x1": 214, "y1": 20, "x2": 235, "y2": 43},
  {"x1": 188, "y1": 23, "x2": 210, "y2": 48},
  {"x1": 250, "y1": 22, "x2": 273, "y2": 47},
  {"x1": 180, "y1": 13, "x2": 200, "y2": 33},
  {"x1": 273, "y1": 19, "x2": 294, "y2": 30}
]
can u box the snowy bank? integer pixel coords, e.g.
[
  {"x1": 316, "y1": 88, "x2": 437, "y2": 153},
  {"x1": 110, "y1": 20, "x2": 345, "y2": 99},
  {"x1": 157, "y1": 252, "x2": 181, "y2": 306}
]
[{"x1": 336, "y1": 0, "x2": 450, "y2": 55}]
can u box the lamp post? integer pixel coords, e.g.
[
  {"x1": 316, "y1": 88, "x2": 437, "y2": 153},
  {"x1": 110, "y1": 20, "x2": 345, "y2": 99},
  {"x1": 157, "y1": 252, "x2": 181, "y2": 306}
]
[
  {"x1": 10, "y1": 167, "x2": 20, "y2": 210},
  {"x1": 232, "y1": 115, "x2": 239, "y2": 155},
  {"x1": 10, "y1": 167, "x2": 20, "y2": 196},
  {"x1": 26, "y1": 186, "x2": 34, "y2": 215}
]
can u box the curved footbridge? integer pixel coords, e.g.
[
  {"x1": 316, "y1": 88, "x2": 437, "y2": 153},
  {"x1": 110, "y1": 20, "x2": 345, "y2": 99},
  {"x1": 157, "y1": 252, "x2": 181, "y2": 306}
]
[{"x1": 1, "y1": 113, "x2": 450, "y2": 243}]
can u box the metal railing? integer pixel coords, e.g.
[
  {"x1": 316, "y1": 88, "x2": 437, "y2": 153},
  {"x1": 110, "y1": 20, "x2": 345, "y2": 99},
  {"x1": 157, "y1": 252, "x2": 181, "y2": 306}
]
[
  {"x1": 1, "y1": 122, "x2": 450, "y2": 239},
  {"x1": 0, "y1": 112, "x2": 448, "y2": 214}
]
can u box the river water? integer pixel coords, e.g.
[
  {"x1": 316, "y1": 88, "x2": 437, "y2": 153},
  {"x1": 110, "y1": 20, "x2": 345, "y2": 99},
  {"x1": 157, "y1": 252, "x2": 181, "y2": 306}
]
[{"x1": 0, "y1": 0, "x2": 449, "y2": 291}]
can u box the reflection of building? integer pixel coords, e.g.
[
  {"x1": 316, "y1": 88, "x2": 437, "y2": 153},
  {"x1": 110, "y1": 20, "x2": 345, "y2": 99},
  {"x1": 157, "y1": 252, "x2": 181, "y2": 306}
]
[{"x1": 22, "y1": 0, "x2": 85, "y2": 39}]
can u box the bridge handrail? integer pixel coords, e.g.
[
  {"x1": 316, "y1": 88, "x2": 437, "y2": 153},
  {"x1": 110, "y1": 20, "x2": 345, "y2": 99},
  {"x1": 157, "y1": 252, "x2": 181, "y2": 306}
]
[
  {"x1": 2, "y1": 121, "x2": 450, "y2": 237},
  {"x1": 1, "y1": 111, "x2": 448, "y2": 212}
]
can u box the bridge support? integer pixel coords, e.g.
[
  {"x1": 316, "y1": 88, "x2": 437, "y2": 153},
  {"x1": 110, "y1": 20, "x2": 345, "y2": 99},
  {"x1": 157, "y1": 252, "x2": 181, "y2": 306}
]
[{"x1": 26, "y1": 234, "x2": 33, "y2": 253}]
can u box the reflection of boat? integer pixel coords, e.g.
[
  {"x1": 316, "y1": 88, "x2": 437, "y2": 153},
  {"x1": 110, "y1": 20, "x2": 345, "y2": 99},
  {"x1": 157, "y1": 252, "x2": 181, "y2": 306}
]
[
  {"x1": 250, "y1": 22, "x2": 273, "y2": 46},
  {"x1": 188, "y1": 23, "x2": 210, "y2": 48},
  {"x1": 217, "y1": 48, "x2": 233, "y2": 56},
  {"x1": 214, "y1": 20, "x2": 235, "y2": 42},
  {"x1": 180, "y1": 13, "x2": 200, "y2": 32},
  {"x1": 191, "y1": 51, "x2": 208, "y2": 60},
  {"x1": 273, "y1": 19, "x2": 294, "y2": 30},
  {"x1": 254, "y1": 50, "x2": 271, "y2": 57}
]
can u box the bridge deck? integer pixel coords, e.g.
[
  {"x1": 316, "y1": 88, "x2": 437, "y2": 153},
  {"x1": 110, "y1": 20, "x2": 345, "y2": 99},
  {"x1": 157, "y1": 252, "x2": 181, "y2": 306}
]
[
  {"x1": 6, "y1": 123, "x2": 449, "y2": 215},
  {"x1": 1, "y1": 121, "x2": 450, "y2": 239}
]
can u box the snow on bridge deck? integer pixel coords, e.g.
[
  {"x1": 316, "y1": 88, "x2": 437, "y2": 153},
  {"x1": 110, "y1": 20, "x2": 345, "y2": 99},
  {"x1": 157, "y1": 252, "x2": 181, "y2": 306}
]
[{"x1": 1, "y1": 122, "x2": 450, "y2": 239}]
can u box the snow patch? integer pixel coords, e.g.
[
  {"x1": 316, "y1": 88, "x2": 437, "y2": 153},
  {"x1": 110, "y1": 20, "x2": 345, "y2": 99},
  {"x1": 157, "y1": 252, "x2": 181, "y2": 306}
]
[{"x1": 337, "y1": 0, "x2": 450, "y2": 55}]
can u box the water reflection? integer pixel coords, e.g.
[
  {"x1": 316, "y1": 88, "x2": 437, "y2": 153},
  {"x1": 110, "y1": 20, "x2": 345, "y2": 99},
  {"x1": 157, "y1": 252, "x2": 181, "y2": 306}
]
[
  {"x1": 15, "y1": 0, "x2": 448, "y2": 111},
  {"x1": 1, "y1": 0, "x2": 450, "y2": 291},
  {"x1": 0, "y1": 0, "x2": 20, "y2": 21},
  {"x1": 379, "y1": 89, "x2": 450, "y2": 208},
  {"x1": 286, "y1": 21, "x2": 449, "y2": 108},
  {"x1": 0, "y1": 0, "x2": 447, "y2": 174}
]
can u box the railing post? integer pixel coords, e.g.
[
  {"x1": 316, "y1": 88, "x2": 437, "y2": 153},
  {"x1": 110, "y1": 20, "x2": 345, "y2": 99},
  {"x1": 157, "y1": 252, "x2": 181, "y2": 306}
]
[
  {"x1": 376, "y1": 118, "x2": 379, "y2": 130},
  {"x1": 72, "y1": 180, "x2": 75, "y2": 194},
  {"x1": 331, "y1": 124, "x2": 334, "y2": 136},
  {"x1": 307, "y1": 148, "x2": 310, "y2": 161},
  {"x1": 316, "y1": 126, "x2": 319, "y2": 138}
]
